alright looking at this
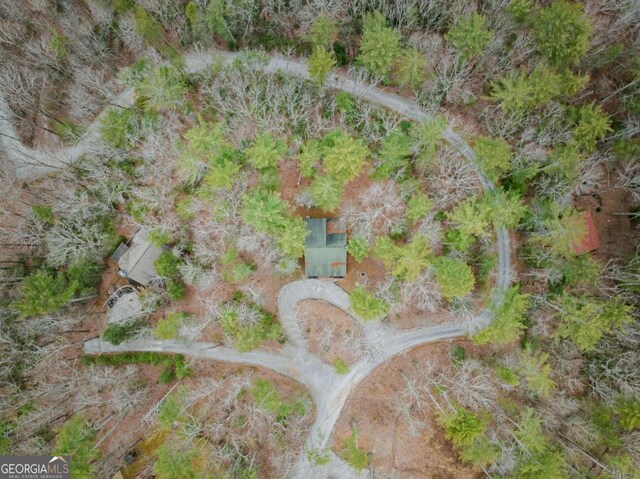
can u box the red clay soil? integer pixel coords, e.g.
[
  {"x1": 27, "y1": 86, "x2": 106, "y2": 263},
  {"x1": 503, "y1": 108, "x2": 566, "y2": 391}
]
[
  {"x1": 298, "y1": 299, "x2": 364, "y2": 365},
  {"x1": 333, "y1": 341, "x2": 480, "y2": 479},
  {"x1": 576, "y1": 188, "x2": 640, "y2": 261},
  {"x1": 336, "y1": 255, "x2": 387, "y2": 292}
]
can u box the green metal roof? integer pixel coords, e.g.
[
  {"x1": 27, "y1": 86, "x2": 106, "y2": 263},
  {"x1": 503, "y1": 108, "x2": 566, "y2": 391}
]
[{"x1": 304, "y1": 218, "x2": 347, "y2": 278}]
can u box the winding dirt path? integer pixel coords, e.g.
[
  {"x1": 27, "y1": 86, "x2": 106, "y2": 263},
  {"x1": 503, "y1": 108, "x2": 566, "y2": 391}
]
[{"x1": 2, "y1": 50, "x2": 512, "y2": 477}]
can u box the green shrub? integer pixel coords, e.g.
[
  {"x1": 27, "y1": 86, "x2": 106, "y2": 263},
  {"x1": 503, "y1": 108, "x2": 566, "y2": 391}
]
[
  {"x1": 252, "y1": 378, "x2": 306, "y2": 423},
  {"x1": 333, "y1": 357, "x2": 350, "y2": 374},
  {"x1": 149, "y1": 229, "x2": 172, "y2": 246},
  {"x1": 155, "y1": 312, "x2": 189, "y2": 339},
  {"x1": 339, "y1": 430, "x2": 369, "y2": 470},
  {"x1": 103, "y1": 322, "x2": 143, "y2": 345},
  {"x1": 158, "y1": 364, "x2": 176, "y2": 384},
  {"x1": 154, "y1": 251, "x2": 182, "y2": 279},
  {"x1": 100, "y1": 107, "x2": 138, "y2": 149},
  {"x1": 221, "y1": 247, "x2": 255, "y2": 283},
  {"x1": 346, "y1": 237, "x2": 370, "y2": 262},
  {"x1": 220, "y1": 296, "x2": 283, "y2": 351},
  {"x1": 438, "y1": 406, "x2": 485, "y2": 447},
  {"x1": 31, "y1": 204, "x2": 55, "y2": 224},
  {"x1": 617, "y1": 397, "x2": 640, "y2": 431},
  {"x1": 350, "y1": 285, "x2": 389, "y2": 321},
  {"x1": 174, "y1": 354, "x2": 191, "y2": 379},
  {"x1": 495, "y1": 365, "x2": 520, "y2": 386},
  {"x1": 451, "y1": 344, "x2": 466, "y2": 364},
  {"x1": 83, "y1": 352, "x2": 165, "y2": 366},
  {"x1": 166, "y1": 280, "x2": 186, "y2": 301}
]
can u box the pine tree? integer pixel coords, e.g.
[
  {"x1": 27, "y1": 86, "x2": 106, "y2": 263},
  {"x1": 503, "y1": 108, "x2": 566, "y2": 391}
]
[
  {"x1": 438, "y1": 406, "x2": 486, "y2": 447},
  {"x1": 535, "y1": 206, "x2": 587, "y2": 258},
  {"x1": 531, "y1": 0, "x2": 591, "y2": 67},
  {"x1": 474, "y1": 136, "x2": 513, "y2": 182},
  {"x1": 517, "y1": 348, "x2": 556, "y2": 398},
  {"x1": 13, "y1": 270, "x2": 77, "y2": 318},
  {"x1": 357, "y1": 11, "x2": 402, "y2": 78},
  {"x1": 296, "y1": 139, "x2": 321, "y2": 178},
  {"x1": 474, "y1": 286, "x2": 531, "y2": 344},
  {"x1": 393, "y1": 49, "x2": 427, "y2": 89},
  {"x1": 570, "y1": 103, "x2": 612, "y2": 152},
  {"x1": 617, "y1": 397, "x2": 640, "y2": 431},
  {"x1": 375, "y1": 131, "x2": 413, "y2": 178},
  {"x1": 308, "y1": 14, "x2": 337, "y2": 50},
  {"x1": 445, "y1": 13, "x2": 493, "y2": 60},
  {"x1": 406, "y1": 193, "x2": 433, "y2": 225},
  {"x1": 433, "y1": 257, "x2": 475, "y2": 300},
  {"x1": 554, "y1": 294, "x2": 632, "y2": 351},
  {"x1": 322, "y1": 132, "x2": 369, "y2": 183},
  {"x1": 308, "y1": 45, "x2": 336, "y2": 85},
  {"x1": 246, "y1": 132, "x2": 287, "y2": 170},
  {"x1": 491, "y1": 66, "x2": 587, "y2": 113},
  {"x1": 482, "y1": 188, "x2": 527, "y2": 228},
  {"x1": 136, "y1": 65, "x2": 189, "y2": 111},
  {"x1": 350, "y1": 285, "x2": 390, "y2": 320},
  {"x1": 347, "y1": 237, "x2": 370, "y2": 262},
  {"x1": 278, "y1": 216, "x2": 307, "y2": 259},
  {"x1": 448, "y1": 198, "x2": 492, "y2": 239},
  {"x1": 309, "y1": 175, "x2": 343, "y2": 211},
  {"x1": 410, "y1": 116, "x2": 447, "y2": 170},
  {"x1": 375, "y1": 235, "x2": 432, "y2": 282}
]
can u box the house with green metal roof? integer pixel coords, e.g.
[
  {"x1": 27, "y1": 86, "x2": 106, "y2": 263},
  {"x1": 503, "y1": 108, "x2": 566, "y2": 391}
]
[{"x1": 304, "y1": 217, "x2": 347, "y2": 278}]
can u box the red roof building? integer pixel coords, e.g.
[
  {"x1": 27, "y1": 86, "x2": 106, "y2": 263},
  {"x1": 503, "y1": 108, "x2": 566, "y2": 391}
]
[{"x1": 573, "y1": 210, "x2": 601, "y2": 255}]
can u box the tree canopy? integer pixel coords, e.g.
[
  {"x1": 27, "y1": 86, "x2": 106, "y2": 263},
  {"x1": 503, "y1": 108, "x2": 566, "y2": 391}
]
[
  {"x1": 530, "y1": 0, "x2": 591, "y2": 67},
  {"x1": 433, "y1": 257, "x2": 475, "y2": 300},
  {"x1": 13, "y1": 270, "x2": 77, "y2": 318},
  {"x1": 350, "y1": 285, "x2": 390, "y2": 320},
  {"x1": 445, "y1": 13, "x2": 493, "y2": 60},
  {"x1": 357, "y1": 11, "x2": 402, "y2": 77}
]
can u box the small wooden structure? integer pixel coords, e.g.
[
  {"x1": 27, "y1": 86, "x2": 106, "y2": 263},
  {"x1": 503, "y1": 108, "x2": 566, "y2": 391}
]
[{"x1": 573, "y1": 210, "x2": 601, "y2": 255}]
